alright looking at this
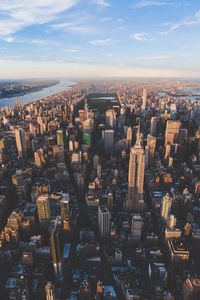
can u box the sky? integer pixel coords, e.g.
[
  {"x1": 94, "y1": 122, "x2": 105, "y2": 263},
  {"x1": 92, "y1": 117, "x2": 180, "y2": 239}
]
[{"x1": 0, "y1": 0, "x2": 200, "y2": 79}]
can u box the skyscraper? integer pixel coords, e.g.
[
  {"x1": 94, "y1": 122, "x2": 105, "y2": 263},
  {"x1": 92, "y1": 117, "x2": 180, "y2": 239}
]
[
  {"x1": 45, "y1": 282, "x2": 56, "y2": 300},
  {"x1": 142, "y1": 88, "x2": 147, "y2": 110},
  {"x1": 126, "y1": 126, "x2": 145, "y2": 212},
  {"x1": 150, "y1": 117, "x2": 157, "y2": 136},
  {"x1": 37, "y1": 194, "x2": 51, "y2": 226},
  {"x1": 15, "y1": 128, "x2": 27, "y2": 159},
  {"x1": 131, "y1": 214, "x2": 143, "y2": 243},
  {"x1": 50, "y1": 217, "x2": 62, "y2": 278},
  {"x1": 98, "y1": 205, "x2": 110, "y2": 238},
  {"x1": 126, "y1": 126, "x2": 132, "y2": 147},
  {"x1": 61, "y1": 193, "x2": 70, "y2": 230},
  {"x1": 165, "y1": 120, "x2": 181, "y2": 145},
  {"x1": 104, "y1": 129, "x2": 114, "y2": 154},
  {"x1": 147, "y1": 134, "x2": 156, "y2": 165},
  {"x1": 106, "y1": 109, "x2": 116, "y2": 128},
  {"x1": 57, "y1": 129, "x2": 64, "y2": 146},
  {"x1": 161, "y1": 193, "x2": 172, "y2": 220}
]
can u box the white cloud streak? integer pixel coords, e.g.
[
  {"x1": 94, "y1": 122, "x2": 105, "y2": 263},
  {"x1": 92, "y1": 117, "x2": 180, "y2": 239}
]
[
  {"x1": 159, "y1": 10, "x2": 200, "y2": 35},
  {"x1": 131, "y1": 32, "x2": 154, "y2": 41},
  {"x1": 0, "y1": 0, "x2": 78, "y2": 38},
  {"x1": 134, "y1": 0, "x2": 189, "y2": 8},
  {"x1": 93, "y1": 0, "x2": 111, "y2": 7},
  {"x1": 90, "y1": 38, "x2": 118, "y2": 45}
]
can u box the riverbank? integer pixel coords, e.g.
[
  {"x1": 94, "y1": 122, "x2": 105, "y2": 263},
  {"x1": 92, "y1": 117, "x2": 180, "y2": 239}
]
[{"x1": 0, "y1": 79, "x2": 76, "y2": 108}]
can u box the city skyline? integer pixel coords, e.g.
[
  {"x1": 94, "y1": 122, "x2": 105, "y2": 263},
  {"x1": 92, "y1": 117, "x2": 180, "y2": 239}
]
[{"x1": 0, "y1": 0, "x2": 200, "y2": 79}]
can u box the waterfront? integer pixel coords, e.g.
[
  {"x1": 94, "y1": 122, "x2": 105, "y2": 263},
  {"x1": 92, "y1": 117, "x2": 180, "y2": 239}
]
[{"x1": 0, "y1": 79, "x2": 75, "y2": 108}]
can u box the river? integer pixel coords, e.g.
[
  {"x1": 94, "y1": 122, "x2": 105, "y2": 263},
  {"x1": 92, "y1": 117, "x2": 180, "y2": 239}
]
[{"x1": 0, "y1": 79, "x2": 76, "y2": 108}]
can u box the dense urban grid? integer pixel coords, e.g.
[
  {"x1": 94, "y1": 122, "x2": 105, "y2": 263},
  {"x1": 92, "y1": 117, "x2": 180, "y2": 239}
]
[{"x1": 0, "y1": 79, "x2": 200, "y2": 300}]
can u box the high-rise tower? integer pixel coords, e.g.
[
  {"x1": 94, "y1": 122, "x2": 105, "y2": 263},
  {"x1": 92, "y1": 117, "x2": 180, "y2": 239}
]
[
  {"x1": 98, "y1": 205, "x2": 110, "y2": 238},
  {"x1": 50, "y1": 217, "x2": 62, "y2": 278},
  {"x1": 126, "y1": 125, "x2": 145, "y2": 212},
  {"x1": 142, "y1": 88, "x2": 147, "y2": 110},
  {"x1": 37, "y1": 194, "x2": 51, "y2": 226},
  {"x1": 61, "y1": 193, "x2": 70, "y2": 230},
  {"x1": 15, "y1": 128, "x2": 27, "y2": 159},
  {"x1": 147, "y1": 134, "x2": 156, "y2": 165},
  {"x1": 165, "y1": 120, "x2": 181, "y2": 145},
  {"x1": 126, "y1": 126, "x2": 132, "y2": 147},
  {"x1": 45, "y1": 282, "x2": 56, "y2": 300},
  {"x1": 161, "y1": 193, "x2": 172, "y2": 220}
]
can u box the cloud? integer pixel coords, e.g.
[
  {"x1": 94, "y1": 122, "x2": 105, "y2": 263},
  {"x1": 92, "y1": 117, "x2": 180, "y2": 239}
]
[
  {"x1": 161, "y1": 10, "x2": 200, "y2": 35},
  {"x1": 131, "y1": 32, "x2": 154, "y2": 41},
  {"x1": 30, "y1": 39, "x2": 60, "y2": 47},
  {"x1": 62, "y1": 48, "x2": 79, "y2": 53},
  {"x1": 133, "y1": 0, "x2": 189, "y2": 8},
  {"x1": 90, "y1": 38, "x2": 118, "y2": 45},
  {"x1": 0, "y1": 0, "x2": 78, "y2": 37},
  {"x1": 50, "y1": 22, "x2": 95, "y2": 34},
  {"x1": 93, "y1": 0, "x2": 111, "y2": 7},
  {"x1": 2, "y1": 36, "x2": 15, "y2": 43}
]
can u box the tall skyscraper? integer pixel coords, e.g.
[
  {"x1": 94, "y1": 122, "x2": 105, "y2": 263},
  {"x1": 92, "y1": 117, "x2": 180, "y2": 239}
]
[
  {"x1": 147, "y1": 134, "x2": 156, "y2": 165},
  {"x1": 161, "y1": 193, "x2": 172, "y2": 220},
  {"x1": 106, "y1": 109, "x2": 116, "y2": 128},
  {"x1": 50, "y1": 217, "x2": 62, "y2": 278},
  {"x1": 165, "y1": 120, "x2": 181, "y2": 145},
  {"x1": 104, "y1": 129, "x2": 114, "y2": 154},
  {"x1": 142, "y1": 88, "x2": 147, "y2": 110},
  {"x1": 145, "y1": 145, "x2": 149, "y2": 169},
  {"x1": 15, "y1": 128, "x2": 27, "y2": 159},
  {"x1": 61, "y1": 193, "x2": 70, "y2": 230},
  {"x1": 45, "y1": 282, "x2": 56, "y2": 300},
  {"x1": 126, "y1": 126, "x2": 145, "y2": 212},
  {"x1": 57, "y1": 130, "x2": 64, "y2": 146},
  {"x1": 12, "y1": 169, "x2": 29, "y2": 203},
  {"x1": 126, "y1": 126, "x2": 132, "y2": 147},
  {"x1": 131, "y1": 214, "x2": 143, "y2": 243},
  {"x1": 98, "y1": 205, "x2": 110, "y2": 238},
  {"x1": 150, "y1": 117, "x2": 157, "y2": 136},
  {"x1": 37, "y1": 194, "x2": 51, "y2": 226}
]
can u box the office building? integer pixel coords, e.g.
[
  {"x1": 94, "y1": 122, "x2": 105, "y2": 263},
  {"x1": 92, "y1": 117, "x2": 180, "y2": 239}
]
[
  {"x1": 106, "y1": 109, "x2": 116, "y2": 128},
  {"x1": 61, "y1": 193, "x2": 70, "y2": 230},
  {"x1": 142, "y1": 88, "x2": 147, "y2": 110},
  {"x1": 145, "y1": 145, "x2": 149, "y2": 169},
  {"x1": 126, "y1": 127, "x2": 145, "y2": 212},
  {"x1": 50, "y1": 217, "x2": 62, "y2": 278},
  {"x1": 57, "y1": 130, "x2": 64, "y2": 146},
  {"x1": 182, "y1": 277, "x2": 200, "y2": 300},
  {"x1": 15, "y1": 128, "x2": 27, "y2": 159},
  {"x1": 45, "y1": 282, "x2": 56, "y2": 300},
  {"x1": 147, "y1": 134, "x2": 156, "y2": 165},
  {"x1": 161, "y1": 193, "x2": 172, "y2": 220},
  {"x1": 12, "y1": 169, "x2": 29, "y2": 202},
  {"x1": 126, "y1": 126, "x2": 132, "y2": 147},
  {"x1": 98, "y1": 205, "x2": 110, "y2": 238},
  {"x1": 37, "y1": 194, "x2": 50, "y2": 226},
  {"x1": 165, "y1": 120, "x2": 181, "y2": 145},
  {"x1": 167, "y1": 239, "x2": 189, "y2": 263},
  {"x1": 165, "y1": 144, "x2": 171, "y2": 159},
  {"x1": 104, "y1": 129, "x2": 114, "y2": 154},
  {"x1": 150, "y1": 117, "x2": 157, "y2": 136},
  {"x1": 131, "y1": 214, "x2": 143, "y2": 243}
]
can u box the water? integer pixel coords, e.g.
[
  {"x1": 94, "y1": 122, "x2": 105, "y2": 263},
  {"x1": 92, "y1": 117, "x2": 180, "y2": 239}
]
[
  {"x1": 91, "y1": 97, "x2": 116, "y2": 100},
  {"x1": 0, "y1": 79, "x2": 75, "y2": 108},
  {"x1": 158, "y1": 88, "x2": 200, "y2": 103}
]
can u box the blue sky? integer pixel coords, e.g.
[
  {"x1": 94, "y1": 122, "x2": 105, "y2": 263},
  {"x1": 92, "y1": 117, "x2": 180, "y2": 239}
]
[{"x1": 0, "y1": 0, "x2": 200, "y2": 78}]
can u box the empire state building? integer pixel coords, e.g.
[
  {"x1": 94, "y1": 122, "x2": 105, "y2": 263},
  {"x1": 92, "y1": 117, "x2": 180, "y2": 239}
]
[{"x1": 126, "y1": 127, "x2": 145, "y2": 212}]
